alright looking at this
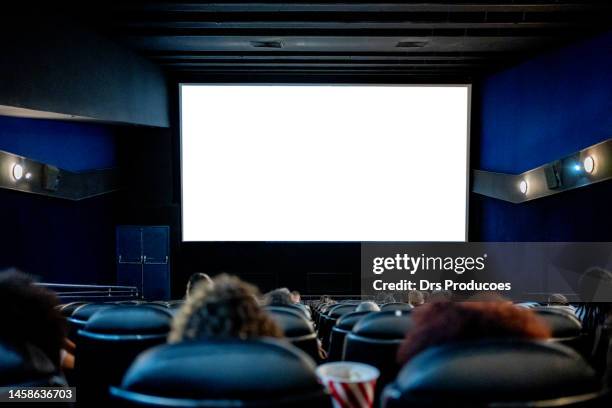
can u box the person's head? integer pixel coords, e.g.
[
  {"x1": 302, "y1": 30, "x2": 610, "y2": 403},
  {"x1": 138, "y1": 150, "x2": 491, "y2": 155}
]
[
  {"x1": 0, "y1": 269, "x2": 66, "y2": 368},
  {"x1": 264, "y1": 288, "x2": 293, "y2": 306},
  {"x1": 290, "y1": 290, "x2": 301, "y2": 304},
  {"x1": 320, "y1": 295, "x2": 333, "y2": 304},
  {"x1": 170, "y1": 274, "x2": 282, "y2": 343},
  {"x1": 408, "y1": 290, "x2": 425, "y2": 307},
  {"x1": 548, "y1": 293, "x2": 569, "y2": 306},
  {"x1": 186, "y1": 273, "x2": 213, "y2": 299},
  {"x1": 356, "y1": 301, "x2": 380, "y2": 312},
  {"x1": 397, "y1": 301, "x2": 551, "y2": 364}
]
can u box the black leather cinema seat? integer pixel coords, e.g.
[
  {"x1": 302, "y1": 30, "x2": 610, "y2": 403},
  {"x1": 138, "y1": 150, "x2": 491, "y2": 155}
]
[
  {"x1": 111, "y1": 338, "x2": 332, "y2": 408},
  {"x1": 67, "y1": 303, "x2": 116, "y2": 340},
  {"x1": 327, "y1": 311, "x2": 372, "y2": 361},
  {"x1": 266, "y1": 307, "x2": 320, "y2": 361},
  {"x1": 380, "y1": 302, "x2": 413, "y2": 312},
  {"x1": 319, "y1": 304, "x2": 357, "y2": 350},
  {"x1": 532, "y1": 307, "x2": 586, "y2": 354},
  {"x1": 383, "y1": 339, "x2": 605, "y2": 408},
  {"x1": 343, "y1": 310, "x2": 413, "y2": 389},
  {"x1": 75, "y1": 305, "x2": 171, "y2": 401},
  {"x1": 0, "y1": 341, "x2": 64, "y2": 387},
  {"x1": 532, "y1": 307, "x2": 582, "y2": 338},
  {"x1": 57, "y1": 301, "x2": 88, "y2": 317}
]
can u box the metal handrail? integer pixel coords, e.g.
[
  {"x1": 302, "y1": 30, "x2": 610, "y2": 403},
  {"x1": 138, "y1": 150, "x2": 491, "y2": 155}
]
[
  {"x1": 37, "y1": 283, "x2": 137, "y2": 290},
  {"x1": 36, "y1": 282, "x2": 139, "y2": 301}
]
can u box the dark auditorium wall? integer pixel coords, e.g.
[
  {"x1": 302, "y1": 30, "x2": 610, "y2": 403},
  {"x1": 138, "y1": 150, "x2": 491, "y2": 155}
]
[
  {"x1": 470, "y1": 31, "x2": 612, "y2": 241},
  {"x1": 0, "y1": 115, "x2": 119, "y2": 284},
  {"x1": 0, "y1": 17, "x2": 168, "y2": 127}
]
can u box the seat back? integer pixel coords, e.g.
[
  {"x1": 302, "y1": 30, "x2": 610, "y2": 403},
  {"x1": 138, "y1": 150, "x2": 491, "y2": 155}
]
[
  {"x1": 75, "y1": 305, "x2": 171, "y2": 402},
  {"x1": 533, "y1": 307, "x2": 586, "y2": 353},
  {"x1": 0, "y1": 341, "x2": 63, "y2": 387},
  {"x1": 57, "y1": 301, "x2": 88, "y2": 317},
  {"x1": 111, "y1": 338, "x2": 331, "y2": 408},
  {"x1": 380, "y1": 302, "x2": 413, "y2": 312},
  {"x1": 383, "y1": 339, "x2": 604, "y2": 407},
  {"x1": 327, "y1": 311, "x2": 372, "y2": 361},
  {"x1": 267, "y1": 307, "x2": 320, "y2": 362},
  {"x1": 533, "y1": 307, "x2": 582, "y2": 338},
  {"x1": 320, "y1": 304, "x2": 356, "y2": 350},
  {"x1": 67, "y1": 303, "x2": 116, "y2": 341},
  {"x1": 343, "y1": 310, "x2": 413, "y2": 390}
]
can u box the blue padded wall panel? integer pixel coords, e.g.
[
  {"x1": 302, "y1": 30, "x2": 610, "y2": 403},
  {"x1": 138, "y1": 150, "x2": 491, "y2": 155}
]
[
  {"x1": 0, "y1": 115, "x2": 116, "y2": 171},
  {"x1": 0, "y1": 116, "x2": 118, "y2": 283},
  {"x1": 473, "y1": 31, "x2": 612, "y2": 241}
]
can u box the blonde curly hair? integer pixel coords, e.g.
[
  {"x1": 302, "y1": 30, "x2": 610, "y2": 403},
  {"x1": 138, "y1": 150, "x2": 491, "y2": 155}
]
[{"x1": 169, "y1": 274, "x2": 282, "y2": 343}]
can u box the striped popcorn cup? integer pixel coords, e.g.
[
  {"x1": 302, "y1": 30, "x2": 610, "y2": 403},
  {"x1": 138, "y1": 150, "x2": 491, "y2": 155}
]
[{"x1": 315, "y1": 362, "x2": 380, "y2": 408}]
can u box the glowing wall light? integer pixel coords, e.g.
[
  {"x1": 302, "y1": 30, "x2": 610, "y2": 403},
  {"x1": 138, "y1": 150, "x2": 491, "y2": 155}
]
[
  {"x1": 519, "y1": 179, "x2": 528, "y2": 195},
  {"x1": 12, "y1": 163, "x2": 24, "y2": 180},
  {"x1": 583, "y1": 156, "x2": 595, "y2": 174}
]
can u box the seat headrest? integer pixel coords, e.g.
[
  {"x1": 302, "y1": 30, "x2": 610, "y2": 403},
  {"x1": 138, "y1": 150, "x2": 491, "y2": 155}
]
[
  {"x1": 389, "y1": 339, "x2": 599, "y2": 404},
  {"x1": 266, "y1": 305, "x2": 306, "y2": 319},
  {"x1": 335, "y1": 311, "x2": 372, "y2": 331},
  {"x1": 83, "y1": 305, "x2": 172, "y2": 335},
  {"x1": 70, "y1": 303, "x2": 116, "y2": 322},
  {"x1": 0, "y1": 342, "x2": 57, "y2": 386},
  {"x1": 352, "y1": 310, "x2": 413, "y2": 340},
  {"x1": 267, "y1": 308, "x2": 314, "y2": 337},
  {"x1": 380, "y1": 303, "x2": 413, "y2": 312},
  {"x1": 532, "y1": 307, "x2": 582, "y2": 338},
  {"x1": 56, "y1": 302, "x2": 88, "y2": 317},
  {"x1": 120, "y1": 338, "x2": 322, "y2": 401},
  {"x1": 327, "y1": 304, "x2": 357, "y2": 318}
]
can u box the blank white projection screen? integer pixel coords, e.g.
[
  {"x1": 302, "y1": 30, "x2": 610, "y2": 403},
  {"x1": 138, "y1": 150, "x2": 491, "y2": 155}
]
[{"x1": 180, "y1": 85, "x2": 470, "y2": 242}]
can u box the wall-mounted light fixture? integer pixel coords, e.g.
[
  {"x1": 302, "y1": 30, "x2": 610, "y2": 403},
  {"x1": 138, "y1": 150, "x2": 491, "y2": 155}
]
[
  {"x1": 12, "y1": 163, "x2": 24, "y2": 181},
  {"x1": 583, "y1": 156, "x2": 595, "y2": 174},
  {"x1": 473, "y1": 138, "x2": 612, "y2": 204}
]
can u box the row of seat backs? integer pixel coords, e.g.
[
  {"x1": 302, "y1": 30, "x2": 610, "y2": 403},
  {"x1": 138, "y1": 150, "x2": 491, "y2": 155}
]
[
  {"x1": 327, "y1": 305, "x2": 587, "y2": 400},
  {"x1": 0, "y1": 341, "x2": 65, "y2": 387},
  {"x1": 383, "y1": 339, "x2": 606, "y2": 407},
  {"x1": 316, "y1": 302, "x2": 414, "y2": 351},
  {"x1": 66, "y1": 301, "x2": 321, "y2": 401},
  {"x1": 110, "y1": 338, "x2": 332, "y2": 408}
]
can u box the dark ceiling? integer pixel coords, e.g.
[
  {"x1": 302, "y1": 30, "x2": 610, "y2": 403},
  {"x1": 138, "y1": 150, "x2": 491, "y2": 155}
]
[{"x1": 53, "y1": 1, "x2": 612, "y2": 81}]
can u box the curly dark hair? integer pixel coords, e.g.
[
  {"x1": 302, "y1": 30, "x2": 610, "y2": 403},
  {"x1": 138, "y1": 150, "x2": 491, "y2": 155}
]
[
  {"x1": 0, "y1": 269, "x2": 66, "y2": 368},
  {"x1": 185, "y1": 272, "x2": 213, "y2": 298},
  {"x1": 397, "y1": 301, "x2": 551, "y2": 364},
  {"x1": 170, "y1": 274, "x2": 282, "y2": 342}
]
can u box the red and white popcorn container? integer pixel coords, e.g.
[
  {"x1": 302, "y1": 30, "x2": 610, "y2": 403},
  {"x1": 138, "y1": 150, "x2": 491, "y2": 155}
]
[{"x1": 316, "y1": 362, "x2": 380, "y2": 408}]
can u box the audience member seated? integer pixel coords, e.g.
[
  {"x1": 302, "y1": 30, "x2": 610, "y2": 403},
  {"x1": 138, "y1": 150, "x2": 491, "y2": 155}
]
[
  {"x1": 397, "y1": 300, "x2": 551, "y2": 364},
  {"x1": 356, "y1": 301, "x2": 380, "y2": 312},
  {"x1": 185, "y1": 272, "x2": 213, "y2": 299},
  {"x1": 0, "y1": 269, "x2": 69, "y2": 383},
  {"x1": 290, "y1": 290, "x2": 311, "y2": 318},
  {"x1": 408, "y1": 290, "x2": 425, "y2": 307},
  {"x1": 548, "y1": 293, "x2": 577, "y2": 315},
  {"x1": 265, "y1": 287, "x2": 294, "y2": 306},
  {"x1": 170, "y1": 274, "x2": 282, "y2": 342}
]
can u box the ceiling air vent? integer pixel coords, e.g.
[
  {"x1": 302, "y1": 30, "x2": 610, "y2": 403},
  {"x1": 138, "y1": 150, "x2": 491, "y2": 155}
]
[
  {"x1": 250, "y1": 40, "x2": 283, "y2": 48},
  {"x1": 396, "y1": 41, "x2": 427, "y2": 48}
]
